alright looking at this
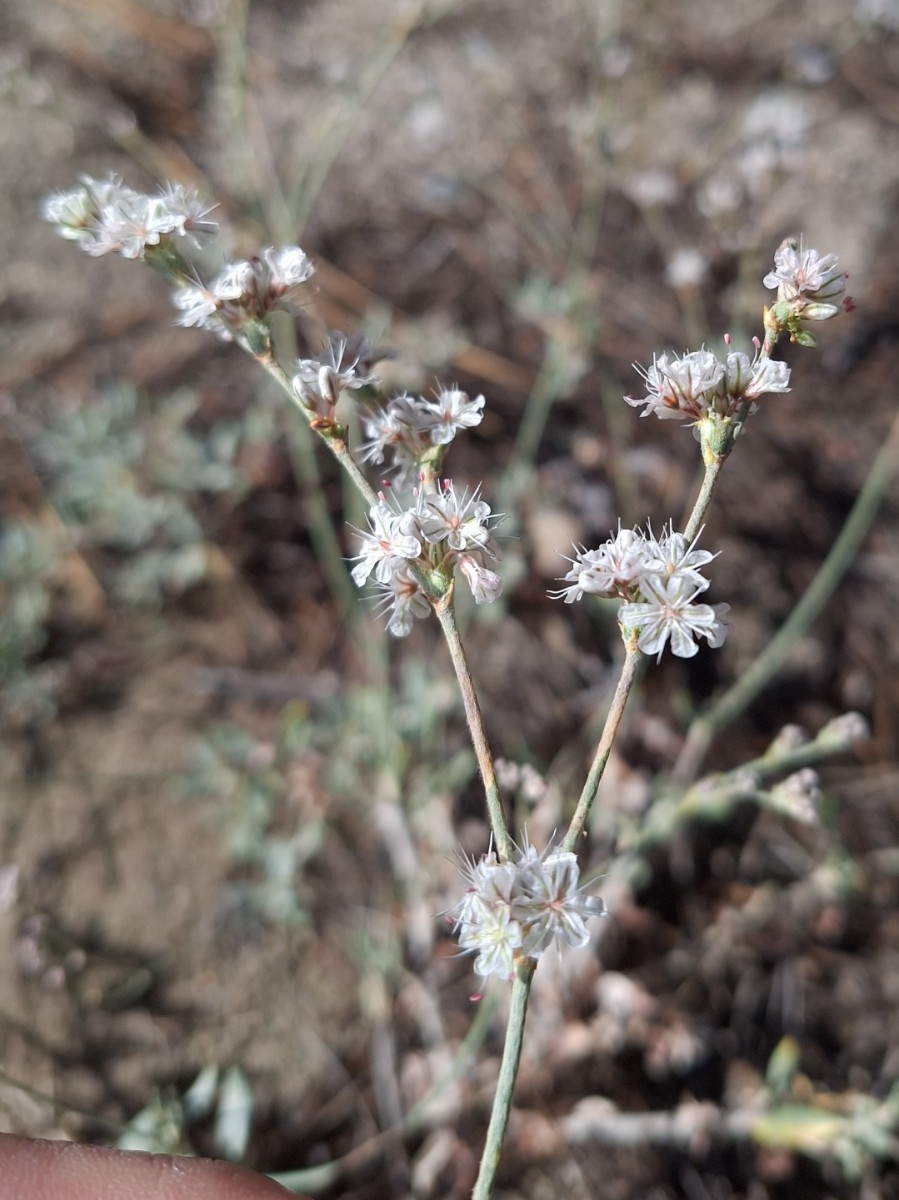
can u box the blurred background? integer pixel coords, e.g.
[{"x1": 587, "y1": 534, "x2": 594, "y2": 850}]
[{"x1": 3, "y1": 1, "x2": 899, "y2": 1196}]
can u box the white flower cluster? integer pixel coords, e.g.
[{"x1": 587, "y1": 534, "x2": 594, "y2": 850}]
[
  {"x1": 41, "y1": 175, "x2": 217, "y2": 259},
  {"x1": 351, "y1": 484, "x2": 503, "y2": 636},
  {"x1": 626, "y1": 345, "x2": 790, "y2": 423},
  {"x1": 763, "y1": 239, "x2": 850, "y2": 321},
  {"x1": 172, "y1": 246, "x2": 314, "y2": 341},
  {"x1": 552, "y1": 525, "x2": 729, "y2": 660},
  {"x1": 358, "y1": 387, "x2": 486, "y2": 483},
  {"x1": 292, "y1": 331, "x2": 384, "y2": 418},
  {"x1": 453, "y1": 842, "x2": 606, "y2": 980}
]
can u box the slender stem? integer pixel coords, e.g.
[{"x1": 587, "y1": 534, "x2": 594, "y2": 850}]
[
  {"x1": 284, "y1": 417, "x2": 360, "y2": 622},
  {"x1": 246, "y1": 349, "x2": 378, "y2": 623},
  {"x1": 672, "y1": 403, "x2": 899, "y2": 786},
  {"x1": 683, "y1": 455, "x2": 725, "y2": 542},
  {"x1": 254, "y1": 351, "x2": 382, "y2": 509},
  {"x1": 433, "y1": 595, "x2": 513, "y2": 862},
  {"x1": 562, "y1": 638, "x2": 642, "y2": 853},
  {"x1": 471, "y1": 959, "x2": 536, "y2": 1200}
]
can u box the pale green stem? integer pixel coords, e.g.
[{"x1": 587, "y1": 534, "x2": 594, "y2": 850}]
[
  {"x1": 562, "y1": 638, "x2": 642, "y2": 853},
  {"x1": 672, "y1": 404, "x2": 899, "y2": 786},
  {"x1": 433, "y1": 595, "x2": 513, "y2": 862},
  {"x1": 683, "y1": 455, "x2": 725, "y2": 542},
  {"x1": 471, "y1": 958, "x2": 536, "y2": 1200}
]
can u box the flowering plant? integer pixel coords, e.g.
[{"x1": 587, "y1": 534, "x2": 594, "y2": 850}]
[{"x1": 42, "y1": 174, "x2": 863, "y2": 1197}]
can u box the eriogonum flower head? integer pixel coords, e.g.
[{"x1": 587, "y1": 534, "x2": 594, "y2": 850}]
[
  {"x1": 171, "y1": 246, "x2": 315, "y2": 340},
  {"x1": 551, "y1": 523, "x2": 729, "y2": 661},
  {"x1": 627, "y1": 345, "x2": 790, "y2": 426},
  {"x1": 293, "y1": 331, "x2": 383, "y2": 415},
  {"x1": 350, "y1": 481, "x2": 504, "y2": 634},
  {"x1": 453, "y1": 841, "x2": 605, "y2": 980},
  {"x1": 763, "y1": 238, "x2": 849, "y2": 319},
  {"x1": 626, "y1": 349, "x2": 724, "y2": 422},
  {"x1": 550, "y1": 525, "x2": 647, "y2": 603},
  {"x1": 41, "y1": 174, "x2": 218, "y2": 260},
  {"x1": 358, "y1": 388, "x2": 488, "y2": 482},
  {"x1": 358, "y1": 394, "x2": 433, "y2": 483}
]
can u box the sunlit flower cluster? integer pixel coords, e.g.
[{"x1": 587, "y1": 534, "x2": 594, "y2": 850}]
[
  {"x1": 763, "y1": 238, "x2": 851, "y2": 321},
  {"x1": 552, "y1": 525, "x2": 729, "y2": 660},
  {"x1": 41, "y1": 174, "x2": 217, "y2": 259},
  {"x1": 351, "y1": 484, "x2": 502, "y2": 636},
  {"x1": 172, "y1": 245, "x2": 314, "y2": 341},
  {"x1": 626, "y1": 345, "x2": 790, "y2": 423},
  {"x1": 453, "y1": 841, "x2": 606, "y2": 980},
  {"x1": 292, "y1": 331, "x2": 384, "y2": 418},
  {"x1": 359, "y1": 387, "x2": 486, "y2": 483}
]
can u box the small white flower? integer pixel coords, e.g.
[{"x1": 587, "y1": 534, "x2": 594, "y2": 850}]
[
  {"x1": 372, "y1": 565, "x2": 431, "y2": 636},
  {"x1": 457, "y1": 552, "x2": 503, "y2": 604},
  {"x1": 626, "y1": 349, "x2": 724, "y2": 422},
  {"x1": 725, "y1": 350, "x2": 791, "y2": 401},
  {"x1": 419, "y1": 386, "x2": 486, "y2": 446},
  {"x1": 550, "y1": 527, "x2": 647, "y2": 603},
  {"x1": 418, "y1": 484, "x2": 498, "y2": 555},
  {"x1": 640, "y1": 526, "x2": 716, "y2": 592},
  {"x1": 746, "y1": 355, "x2": 791, "y2": 398},
  {"x1": 514, "y1": 848, "x2": 605, "y2": 956},
  {"x1": 261, "y1": 245, "x2": 314, "y2": 294},
  {"x1": 350, "y1": 499, "x2": 423, "y2": 587},
  {"x1": 358, "y1": 394, "x2": 431, "y2": 481},
  {"x1": 763, "y1": 240, "x2": 846, "y2": 304},
  {"x1": 620, "y1": 576, "x2": 729, "y2": 660},
  {"x1": 294, "y1": 332, "x2": 381, "y2": 413},
  {"x1": 458, "y1": 904, "x2": 522, "y2": 980},
  {"x1": 156, "y1": 182, "x2": 219, "y2": 245},
  {"x1": 107, "y1": 193, "x2": 174, "y2": 259},
  {"x1": 171, "y1": 267, "x2": 246, "y2": 339},
  {"x1": 172, "y1": 281, "x2": 222, "y2": 329}
]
